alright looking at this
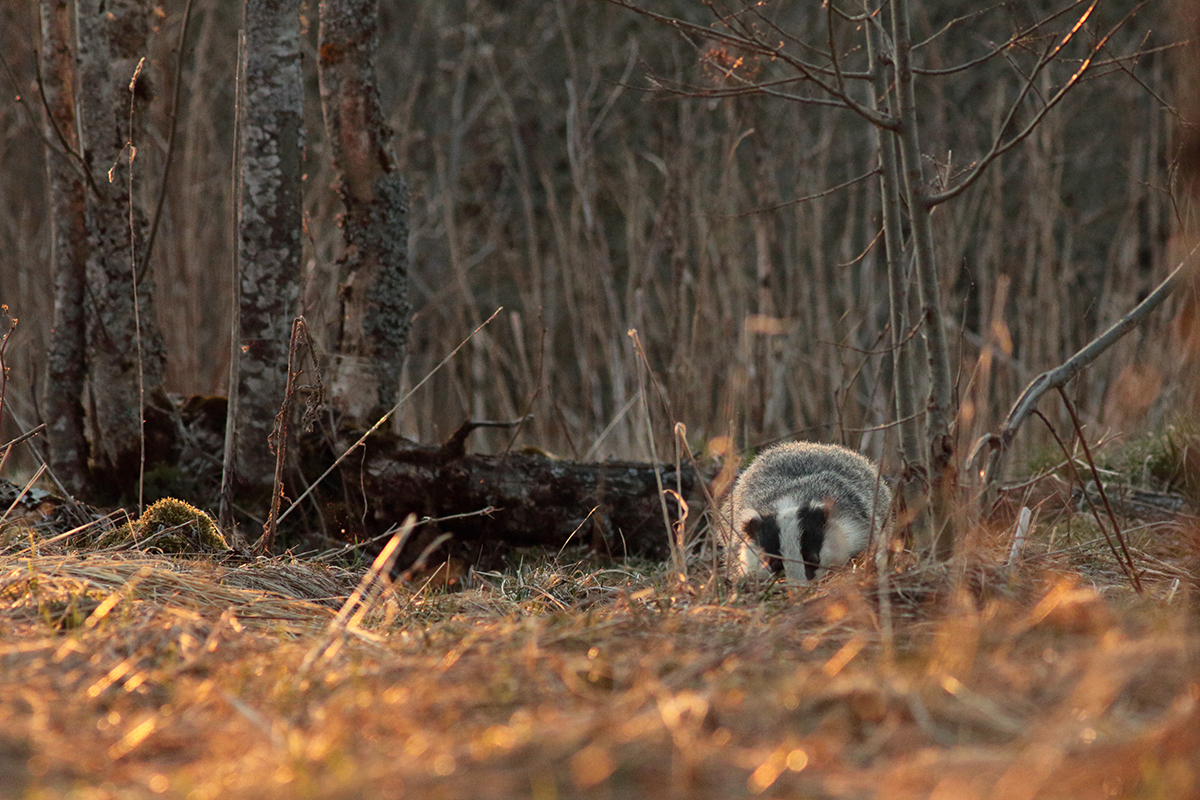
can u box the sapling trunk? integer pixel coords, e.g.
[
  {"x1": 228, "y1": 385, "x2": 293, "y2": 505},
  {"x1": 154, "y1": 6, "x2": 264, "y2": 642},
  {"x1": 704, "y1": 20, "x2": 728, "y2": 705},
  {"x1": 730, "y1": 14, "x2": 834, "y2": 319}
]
[
  {"x1": 889, "y1": 0, "x2": 956, "y2": 560},
  {"x1": 865, "y1": 11, "x2": 928, "y2": 544}
]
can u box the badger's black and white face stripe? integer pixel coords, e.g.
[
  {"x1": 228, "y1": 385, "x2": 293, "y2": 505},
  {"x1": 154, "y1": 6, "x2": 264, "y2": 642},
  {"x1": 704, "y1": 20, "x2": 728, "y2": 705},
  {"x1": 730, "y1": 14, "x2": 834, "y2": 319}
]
[
  {"x1": 743, "y1": 514, "x2": 785, "y2": 575},
  {"x1": 796, "y1": 503, "x2": 829, "y2": 581},
  {"x1": 737, "y1": 497, "x2": 869, "y2": 582}
]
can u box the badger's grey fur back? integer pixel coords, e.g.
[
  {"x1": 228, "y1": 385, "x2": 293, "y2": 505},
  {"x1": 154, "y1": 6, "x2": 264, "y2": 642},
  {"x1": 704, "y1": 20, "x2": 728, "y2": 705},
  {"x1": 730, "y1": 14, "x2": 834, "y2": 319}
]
[{"x1": 714, "y1": 442, "x2": 891, "y2": 582}]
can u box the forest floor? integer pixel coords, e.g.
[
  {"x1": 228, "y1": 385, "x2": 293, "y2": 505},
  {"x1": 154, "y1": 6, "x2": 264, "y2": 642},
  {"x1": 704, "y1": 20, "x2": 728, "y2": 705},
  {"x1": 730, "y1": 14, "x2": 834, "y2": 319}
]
[{"x1": 1, "y1": 481, "x2": 1198, "y2": 800}]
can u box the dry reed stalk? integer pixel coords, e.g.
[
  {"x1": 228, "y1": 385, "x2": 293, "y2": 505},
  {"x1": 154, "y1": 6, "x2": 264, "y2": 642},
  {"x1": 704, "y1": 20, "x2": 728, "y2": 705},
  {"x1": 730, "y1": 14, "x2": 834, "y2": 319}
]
[
  {"x1": 0, "y1": 464, "x2": 47, "y2": 525},
  {"x1": 297, "y1": 514, "x2": 414, "y2": 675}
]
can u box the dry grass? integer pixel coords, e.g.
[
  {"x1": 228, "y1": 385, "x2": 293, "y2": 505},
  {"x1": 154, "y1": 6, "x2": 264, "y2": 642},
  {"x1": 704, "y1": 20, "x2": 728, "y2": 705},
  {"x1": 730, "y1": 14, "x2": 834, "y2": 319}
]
[{"x1": 1, "y1": 509, "x2": 1197, "y2": 800}]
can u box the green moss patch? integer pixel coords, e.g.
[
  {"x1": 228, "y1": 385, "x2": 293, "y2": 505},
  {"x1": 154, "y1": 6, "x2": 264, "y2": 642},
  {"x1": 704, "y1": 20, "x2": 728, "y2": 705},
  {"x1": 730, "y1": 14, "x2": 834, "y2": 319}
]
[{"x1": 99, "y1": 498, "x2": 228, "y2": 554}]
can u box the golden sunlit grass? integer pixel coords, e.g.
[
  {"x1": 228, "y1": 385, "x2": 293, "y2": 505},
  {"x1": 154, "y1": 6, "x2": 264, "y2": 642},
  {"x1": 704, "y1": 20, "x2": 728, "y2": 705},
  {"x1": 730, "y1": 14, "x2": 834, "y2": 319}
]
[{"x1": 1, "y1": 505, "x2": 1198, "y2": 800}]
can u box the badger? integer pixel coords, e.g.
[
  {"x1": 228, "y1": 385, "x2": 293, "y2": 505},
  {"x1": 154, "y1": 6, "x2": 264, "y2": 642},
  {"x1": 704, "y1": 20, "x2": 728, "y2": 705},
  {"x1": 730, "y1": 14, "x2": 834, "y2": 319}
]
[{"x1": 714, "y1": 441, "x2": 891, "y2": 582}]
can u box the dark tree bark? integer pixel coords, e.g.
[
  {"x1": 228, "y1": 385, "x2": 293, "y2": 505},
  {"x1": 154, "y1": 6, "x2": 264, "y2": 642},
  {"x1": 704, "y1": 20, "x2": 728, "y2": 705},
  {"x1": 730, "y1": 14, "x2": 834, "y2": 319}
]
[
  {"x1": 75, "y1": 0, "x2": 166, "y2": 501},
  {"x1": 220, "y1": 0, "x2": 305, "y2": 525},
  {"x1": 327, "y1": 427, "x2": 701, "y2": 569},
  {"x1": 38, "y1": 0, "x2": 89, "y2": 496},
  {"x1": 1173, "y1": 1, "x2": 1200, "y2": 408},
  {"x1": 318, "y1": 0, "x2": 411, "y2": 424}
]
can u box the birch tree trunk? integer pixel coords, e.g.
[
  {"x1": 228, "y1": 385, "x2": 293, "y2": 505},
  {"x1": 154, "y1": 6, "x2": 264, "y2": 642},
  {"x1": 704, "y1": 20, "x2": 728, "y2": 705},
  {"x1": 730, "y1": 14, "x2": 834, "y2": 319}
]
[
  {"x1": 318, "y1": 0, "x2": 411, "y2": 424},
  {"x1": 39, "y1": 0, "x2": 89, "y2": 496},
  {"x1": 75, "y1": 0, "x2": 166, "y2": 501},
  {"x1": 220, "y1": 0, "x2": 304, "y2": 524}
]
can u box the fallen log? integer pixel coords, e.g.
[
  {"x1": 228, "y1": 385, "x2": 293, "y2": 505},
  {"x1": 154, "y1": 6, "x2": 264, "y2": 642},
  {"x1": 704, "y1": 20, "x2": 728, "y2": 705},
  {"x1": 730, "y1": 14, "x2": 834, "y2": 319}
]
[
  {"x1": 5, "y1": 396, "x2": 711, "y2": 577},
  {"x1": 328, "y1": 420, "x2": 705, "y2": 571}
]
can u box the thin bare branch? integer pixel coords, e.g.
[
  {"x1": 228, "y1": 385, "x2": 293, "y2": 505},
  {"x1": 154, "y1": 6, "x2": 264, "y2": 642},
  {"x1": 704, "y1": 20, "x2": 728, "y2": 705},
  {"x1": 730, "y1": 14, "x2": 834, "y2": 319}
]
[
  {"x1": 1092, "y1": 34, "x2": 1183, "y2": 122},
  {"x1": 638, "y1": 73, "x2": 854, "y2": 110},
  {"x1": 716, "y1": 168, "x2": 881, "y2": 218},
  {"x1": 979, "y1": 252, "x2": 1192, "y2": 492},
  {"x1": 926, "y1": 0, "x2": 1149, "y2": 207},
  {"x1": 138, "y1": 0, "x2": 197, "y2": 284},
  {"x1": 1055, "y1": 390, "x2": 1143, "y2": 593},
  {"x1": 707, "y1": 0, "x2": 845, "y2": 71},
  {"x1": 913, "y1": 1, "x2": 1083, "y2": 76},
  {"x1": 0, "y1": 50, "x2": 100, "y2": 197},
  {"x1": 911, "y1": 2, "x2": 1006, "y2": 51},
  {"x1": 607, "y1": 0, "x2": 897, "y2": 129}
]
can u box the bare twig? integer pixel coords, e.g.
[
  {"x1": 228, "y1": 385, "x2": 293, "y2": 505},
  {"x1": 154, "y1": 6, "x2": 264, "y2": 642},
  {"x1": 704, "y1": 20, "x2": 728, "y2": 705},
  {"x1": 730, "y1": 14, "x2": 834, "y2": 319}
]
[
  {"x1": 1056, "y1": 390, "x2": 1142, "y2": 592},
  {"x1": 258, "y1": 317, "x2": 323, "y2": 554},
  {"x1": 605, "y1": 0, "x2": 897, "y2": 129},
  {"x1": 912, "y1": 1, "x2": 1082, "y2": 76},
  {"x1": 0, "y1": 424, "x2": 47, "y2": 464},
  {"x1": 717, "y1": 168, "x2": 881, "y2": 218},
  {"x1": 925, "y1": 0, "x2": 1152, "y2": 207},
  {"x1": 1030, "y1": 408, "x2": 1141, "y2": 593},
  {"x1": 977, "y1": 254, "x2": 1190, "y2": 491},
  {"x1": 1, "y1": 464, "x2": 48, "y2": 525},
  {"x1": 0, "y1": 50, "x2": 100, "y2": 197},
  {"x1": 137, "y1": 0, "x2": 197, "y2": 283}
]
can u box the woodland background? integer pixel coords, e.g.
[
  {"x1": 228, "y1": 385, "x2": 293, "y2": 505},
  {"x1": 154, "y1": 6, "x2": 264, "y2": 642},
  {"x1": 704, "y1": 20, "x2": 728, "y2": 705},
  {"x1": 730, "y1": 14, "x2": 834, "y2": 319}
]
[
  {"x1": 2, "y1": 4, "x2": 1200, "y2": 797},
  {"x1": 0, "y1": 0, "x2": 1192, "y2": 482}
]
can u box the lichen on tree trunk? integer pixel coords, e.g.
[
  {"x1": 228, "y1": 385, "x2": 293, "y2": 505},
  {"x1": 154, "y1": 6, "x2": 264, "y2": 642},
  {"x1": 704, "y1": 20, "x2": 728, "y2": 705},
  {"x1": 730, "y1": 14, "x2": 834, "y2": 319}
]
[
  {"x1": 75, "y1": 0, "x2": 166, "y2": 501},
  {"x1": 318, "y1": 0, "x2": 411, "y2": 425},
  {"x1": 222, "y1": 0, "x2": 304, "y2": 520}
]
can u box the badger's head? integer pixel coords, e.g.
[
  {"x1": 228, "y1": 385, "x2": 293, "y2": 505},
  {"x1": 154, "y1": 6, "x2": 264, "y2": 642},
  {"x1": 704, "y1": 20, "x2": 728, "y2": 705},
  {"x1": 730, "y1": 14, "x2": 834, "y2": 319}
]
[{"x1": 741, "y1": 499, "x2": 833, "y2": 581}]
